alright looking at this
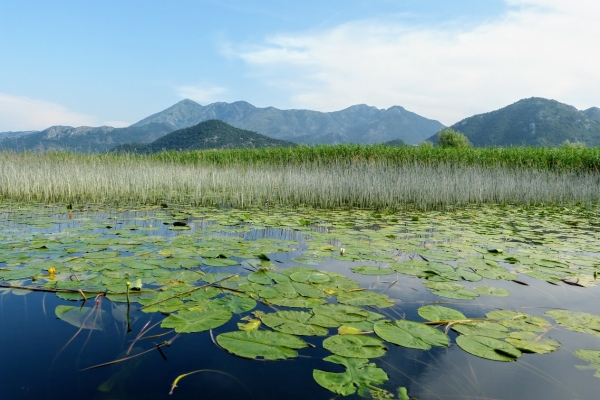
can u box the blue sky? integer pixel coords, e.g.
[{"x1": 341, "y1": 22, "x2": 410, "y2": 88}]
[{"x1": 0, "y1": 0, "x2": 598, "y2": 131}]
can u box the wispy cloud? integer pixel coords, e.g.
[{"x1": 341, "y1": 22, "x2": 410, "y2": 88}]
[
  {"x1": 0, "y1": 93, "x2": 98, "y2": 131},
  {"x1": 176, "y1": 83, "x2": 227, "y2": 104},
  {"x1": 235, "y1": 0, "x2": 600, "y2": 124}
]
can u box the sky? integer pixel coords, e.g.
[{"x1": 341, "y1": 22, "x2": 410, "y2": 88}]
[{"x1": 0, "y1": 0, "x2": 598, "y2": 131}]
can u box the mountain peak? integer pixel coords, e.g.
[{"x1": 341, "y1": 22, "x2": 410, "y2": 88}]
[{"x1": 428, "y1": 97, "x2": 600, "y2": 147}]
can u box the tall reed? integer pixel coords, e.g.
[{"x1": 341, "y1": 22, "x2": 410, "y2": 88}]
[{"x1": 1, "y1": 150, "x2": 599, "y2": 210}]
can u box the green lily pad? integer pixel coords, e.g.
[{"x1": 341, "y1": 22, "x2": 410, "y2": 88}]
[
  {"x1": 161, "y1": 309, "x2": 232, "y2": 333},
  {"x1": 55, "y1": 305, "x2": 107, "y2": 330},
  {"x1": 337, "y1": 290, "x2": 394, "y2": 308},
  {"x1": 289, "y1": 269, "x2": 331, "y2": 283},
  {"x1": 322, "y1": 335, "x2": 387, "y2": 358},
  {"x1": 418, "y1": 305, "x2": 467, "y2": 322},
  {"x1": 313, "y1": 355, "x2": 388, "y2": 396},
  {"x1": 350, "y1": 266, "x2": 396, "y2": 276},
  {"x1": 374, "y1": 320, "x2": 449, "y2": 350},
  {"x1": 312, "y1": 304, "x2": 370, "y2": 324},
  {"x1": 266, "y1": 296, "x2": 326, "y2": 308},
  {"x1": 216, "y1": 330, "x2": 308, "y2": 360},
  {"x1": 455, "y1": 335, "x2": 522, "y2": 361},
  {"x1": 451, "y1": 321, "x2": 509, "y2": 339},
  {"x1": 473, "y1": 286, "x2": 511, "y2": 297},
  {"x1": 505, "y1": 331, "x2": 561, "y2": 354},
  {"x1": 261, "y1": 311, "x2": 329, "y2": 336},
  {"x1": 209, "y1": 295, "x2": 256, "y2": 314}
]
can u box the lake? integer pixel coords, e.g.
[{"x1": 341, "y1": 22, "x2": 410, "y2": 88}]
[{"x1": 1, "y1": 203, "x2": 599, "y2": 399}]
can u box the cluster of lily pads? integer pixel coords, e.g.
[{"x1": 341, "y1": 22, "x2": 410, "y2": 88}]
[{"x1": 1, "y1": 203, "x2": 600, "y2": 398}]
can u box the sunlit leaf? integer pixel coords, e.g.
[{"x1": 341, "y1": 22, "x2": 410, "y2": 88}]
[
  {"x1": 374, "y1": 320, "x2": 449, "y2": 350},
  {"x1": 161, "y1": 309, "x2": 232, "y2": 333},
  {"x1": 322, "y1": 335, "x2": 387, "y2": 358},
  {"x1": 216, "y1": 330, "x2": 308, "y2": 360},
  {"x1": 313, "y1": 355, "x2": 388, "y2": 396}
]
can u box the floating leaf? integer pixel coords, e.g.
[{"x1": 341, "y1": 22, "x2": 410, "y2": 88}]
[
  {"x1": 323, "y1": 335, "x2": 387, "y2": 358},
  {"x1": 574, "y1": 349, "x2": 600, "y2": 364},
  {"x1": 487, "y1": 310, "x2": 550, "y2": 332},
  {"x1": 216, "y1": 330, "x2": 308, "y2": 360},
  {"x1": 455, "y1": 335, "x2": 522, "y2": 361},
  {"x1": 545, "y1": 310, "x2": 600, "y2": 335},
  {"x1": 237, "y1": 318, "x2": 261, "y2": 332},
  {"x1": 451, "y1": 321, "x2": 509, "y2": 339},
  {"x1": 312, "y1": 304, "x2": 370, "y2": 323},
  {"x1": 374, "y1": 320, "x2": 449, "y2": 350},
  {"x1": 55, "y1": 305, "x2": 106, "y2": 330},
  {"x1": 261, "y1": 311, "x2": 329, "y2": 336},
  {"x1": 418, "y1": 305, "x2": 467, "y2": 322},
  {"x1": 350, "y1": 266, "x2": 395, "y2": 276},
  {"x1": 313, "y1": 355, "x2": 388, "y2": 396},
  {"x1": 473, "y1": 286, "x2": 511, "y2": 297},
  {"x1": 266, "y1": 296, "x2": 326, "y2": 308},
  {"x1": 505, "y1": 331, "x2": 561, "y2": 354},
  {"x1": 337, "y1": 290, "x2": 394, "y2": 308},
  {"x1": 289, "y1": 269, "x2": 331, "y2": 283},
  {"x1": 210, "y1": 295, "x2": 256, "y2": 314},
  {"x1": 161, "y1": 309, "x2": 232, "y2": 333}
]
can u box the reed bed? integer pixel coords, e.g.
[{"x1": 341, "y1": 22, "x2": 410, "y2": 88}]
[{"x1": 1, "y1": 150, "x2": 599, "y2": 210}]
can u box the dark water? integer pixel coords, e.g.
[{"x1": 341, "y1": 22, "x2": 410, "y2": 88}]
[{"x1": 1, "y1": 207, "x2": 600, "y2": 399}]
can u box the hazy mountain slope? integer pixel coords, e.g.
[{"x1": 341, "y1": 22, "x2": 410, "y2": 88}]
[
  {"x1": 0, "y1": 123, "x2": 173, "y2": 152},
  {"x1": 113, "y1": 119, "x2": 297, "y2": 153},
  {"x1": 0, "y1": 130, "x2": 38, "y2": 140},
  {"x1": 132, "y1": 100, "x2": 444, "y2": 145},
  {"x1": 583, "y1": 107, "x2": 600, "y2": 121},
  {"x1": 427, "y1": 98, "x2": 600, "y2": 147}
]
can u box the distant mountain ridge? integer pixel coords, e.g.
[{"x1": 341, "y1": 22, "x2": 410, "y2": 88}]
[
  {"x1": 427, "y1": 98, "x2": 600, "y2": 147},
  {"x1": 113, "y1": 120, "x2": 296, "y2": 153},
  {"x1": 0, "y1": 123, "x2": 173, "y2": 152},
  {"x1": 131, "y1": 99, "x2": 444, "y2": 145}
]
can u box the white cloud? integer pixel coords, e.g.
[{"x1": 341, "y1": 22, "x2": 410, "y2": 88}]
[
  {"x1": 177, "y1": 84, "x2": 227, "y2": 104},
  {"x1": 236, "y1": 0, "x2": 600, "y2": 124},
  {"x1": 0, "y1": 93, "x2": 98, "y2": 131}
]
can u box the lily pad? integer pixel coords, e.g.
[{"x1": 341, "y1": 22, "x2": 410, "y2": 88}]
[
  {"x1": 374, "y1": 320, "x2": 449, "y2": 350},
  {"x1": 261, "y1": 311, "x2": 329, "y2": 336},
  {"x1": 322, "y1": 335, "x2": 387, "y2": 358},
  {"x1": 161, "y1": 309, "x2": 232, "y2": 333},
  {"x1": 473, "y1": 286, "x2": 511, "y2": 297},
  {"x1": 350, "y1": 266, "x2": 396, "y2": 276},
  {"x1": 505, "y1": 331, "x2": 561, "y2": 354},
  {"x1": 209, "y1": 295, "x2": 256, "y2": 314},
  {"x1": 418, "y1": 305, "x2": 467, "y2": 322},
  {"x1": 312, "y1": 304, "x2": 370, "y2": 323},
  {"x1": 313, "y1": 355, "x2": 388, "y2": 396},
  {"x1": 455, "y1": 335, "x2": 522, "y2": 361},
  {"x1": 55, "y1": 305, "x2": 107, "y2": 330},
  {"x1": 451, "y1": 321, "x2": 509, "y2": 339},
  {"x1": 337, "y1": 290, "x2": 394, "y2": 308},
  {"x1": 216, "y1": 330, "x2": 308, "y2": 360}
]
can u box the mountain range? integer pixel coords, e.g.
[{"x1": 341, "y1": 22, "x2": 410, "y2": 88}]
[
  {"x1": 113, "y1": 120, "x2": 296, "y2": 153},
  {"x1": 0, "y1": 100, "x2": 443, "y2": 152},
  {"x1": 1, "y1": 97, "x2": 599, "y2": 152},
  {"x1": 0, "y1": 123, "x2": 173, "y2": 152},
  {"x1": 131, "y1": 99, "x2": 444, "y2": 145},
  {"x1": 427, "y1": 98, "x2": 600, "y2": 147}
]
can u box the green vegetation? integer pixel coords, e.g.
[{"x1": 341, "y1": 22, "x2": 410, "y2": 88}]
[
  {"x1": 437, "y1": 128, "x2": 472, "y2": 148},
  {"x1": 2, "y1": 145, "x2": 600, "y2": 209}
]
